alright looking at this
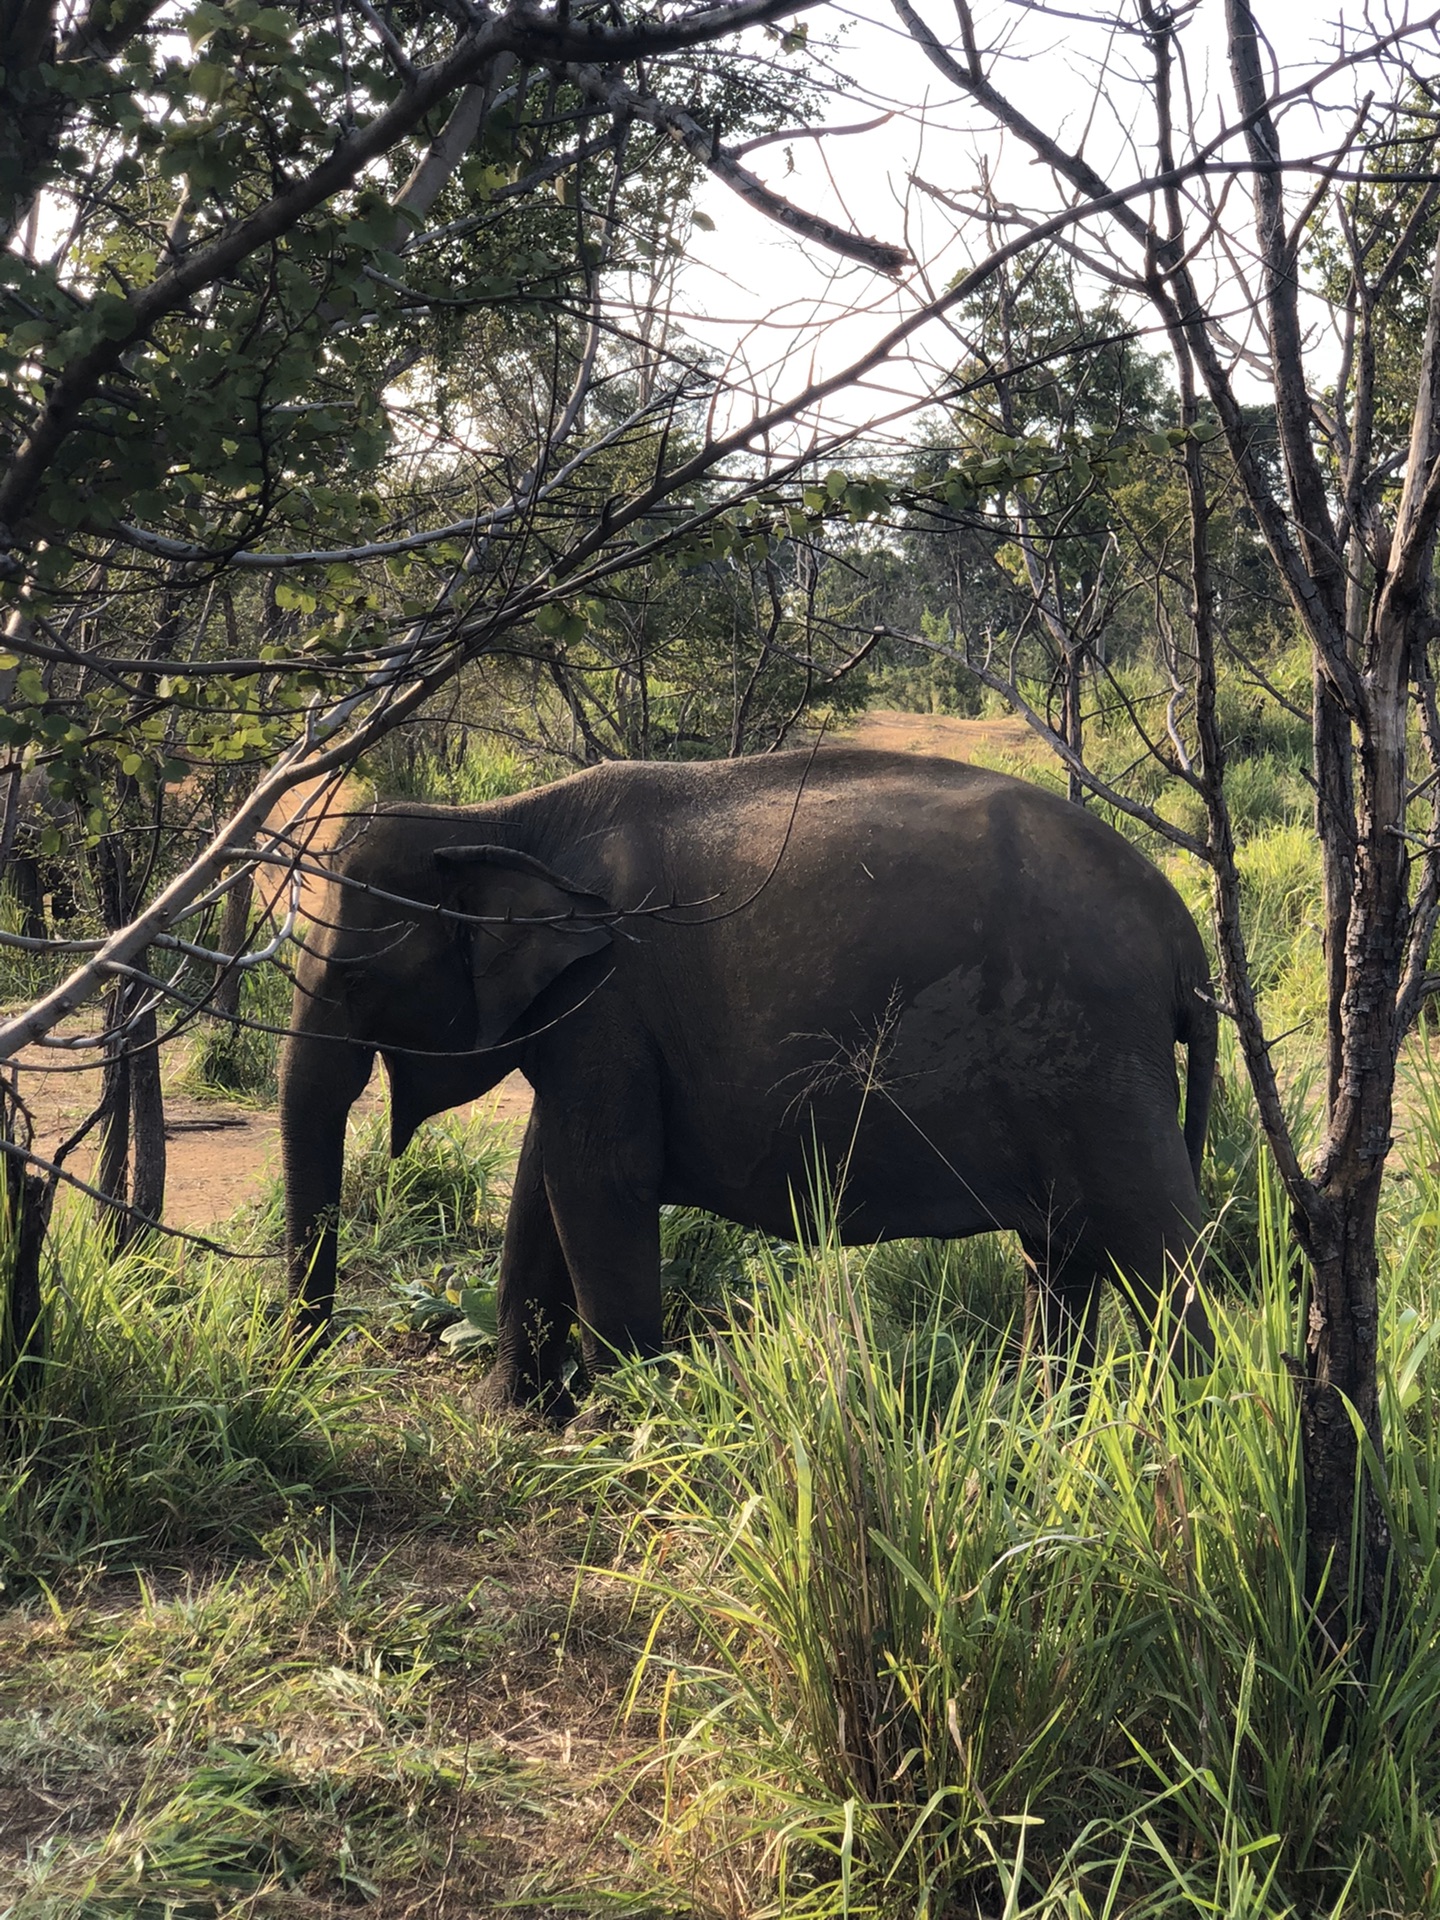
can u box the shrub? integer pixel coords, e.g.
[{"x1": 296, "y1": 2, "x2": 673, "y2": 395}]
[
  {"x1": 183, "y1": 957, "x2": 294, "y2": 1101},
  {"x1": 366, "y1": 735, "x2": 554, "y2": 806}
]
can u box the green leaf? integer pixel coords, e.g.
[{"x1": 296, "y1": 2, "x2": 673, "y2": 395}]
[
  {"x1": 92, "y1": 293, "x2": 134, "y2": 341},
  {"x1": 439, "y1": 1318, "x2": 493, "y2": 1350},
  {"x1": 189, "y1": 59, "x2": 231, "y2": 102},
  {"x1": 534, "y1": 601, "x2": 574, "y2": 635},
  {"x1": 6, "y1": 319, "x2": 50, "y2": 353},
  {"x1": 248, "y1": 6, "x2": 293, "y2": 42},
  {"x1": 457, "y1": 1287, "x2": 499, "y2": 1336},
  {"x1": 183, "y1": 2, "x2": 228, "y2": 47}
]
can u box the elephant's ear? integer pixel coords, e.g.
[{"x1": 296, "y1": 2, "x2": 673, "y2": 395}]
[{"x1": 434, "y1": 843, "x2": 614, "y2": 1051}]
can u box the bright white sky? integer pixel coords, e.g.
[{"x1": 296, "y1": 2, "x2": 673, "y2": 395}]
[{"x1": 653, "y1": 0, "x2": 1429, "y2": 450}]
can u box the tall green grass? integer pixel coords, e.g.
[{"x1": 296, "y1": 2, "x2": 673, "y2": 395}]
[
  {"x1": 0, "y1": 881, "x2": 77, "y2": 1006},
  {"x1": 367, "y1": 733, "x2": 554, "y2": 807},
  {"x1": 0, "y1": 1109, "x2": 532, "y2": 1590},
  {"x1": 585, "y1": 1177, "x2": 1440, "y2": 1919},
  {"x1": 0, "y1": 1217, "x2": 378, "y2": 1589}
]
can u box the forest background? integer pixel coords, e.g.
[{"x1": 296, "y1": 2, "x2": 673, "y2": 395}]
[{"x1": 7, "y1": 0, "x2": 1440, "y2": 1913}]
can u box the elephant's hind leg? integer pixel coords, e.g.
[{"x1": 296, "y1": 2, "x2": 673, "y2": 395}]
[
  {"x1": 1020, "y1": 1225, "x2": 1104, "y2": 1379},
  {"x1": 1101, "y1": 1215, "x2": 1213, "y2": 1372},
  {"x1": 485, "y1": 1112, "x2": 578, "y2": 1419},
  {"x1": 1074, "y1": 1130, "x2": 1213, "y2": 1372}
]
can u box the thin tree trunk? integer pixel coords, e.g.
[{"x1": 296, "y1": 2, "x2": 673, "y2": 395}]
[
  {"x1": 92, "y1": 833, "x2": 135, "y2": 1245},
  {"x1": 1315, "y1": 682, "x2": 1356, "y2": 1113},
  {"x1": 1, "y1": 1091, "x2": 52, "y2": 1409},
  {"x1": 1291, "y1": 226, "x2": 1440, "y2": 1659},
  {"x1": 95, "y1": 978, "x2": 133, "y2": 1246},
  {"x1": 0, "y1": 760, "x2": 21, "y2": 878},
  {"x1": 1063, "y1": 644, "x2": 1085, "y2": 806},
  {"x1": 128, "y1": 995, "x2": 166, "y2": 1231},
  {"x1": 1290, "y1": 1192, "x2": 1390, "y2": 1659},
  {"x1": 213, "y1": 871, "x2": 254, "y2": 1023}
]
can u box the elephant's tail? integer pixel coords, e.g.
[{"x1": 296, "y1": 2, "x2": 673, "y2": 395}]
[{"x1": 1179, "y1": 977, "x2": 1217, "y2": 1187}]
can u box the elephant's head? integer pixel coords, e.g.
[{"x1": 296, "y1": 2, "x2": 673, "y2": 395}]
[{"x1": 279, "y1": 821, "x2": 613, "y2": 1332}]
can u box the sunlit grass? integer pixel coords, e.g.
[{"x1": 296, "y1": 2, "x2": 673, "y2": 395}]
[
  {"x1": 366, "y1": 733, "x2": 557, "y2": 807},
  {"x1": 583, "y1": 1189, "x2": 1440, "y2": 1918},
  {"x1": 0, "y1": 1514, "x2": 573, "y2": 1917},
  {"x1": 0, "y1": 881, "x2": 80, "y2": 1008}
]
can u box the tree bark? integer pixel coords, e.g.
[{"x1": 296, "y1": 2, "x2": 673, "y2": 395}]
[
  {"x1": 1062, "y1": 643, "x2": 1085, "y2": 806},
  {"x1": 1290, "y1": 1191, "x2": 1390, "y2": 1661},
  {"x1": 95, "y1": 978, "x2": 134, "y2": 1247},
  {"x1": 93, "y1": 835, "x2": 134, "y2": 1245},
  {"x1": 214, "y1": 870, "x2": 254, "y2": 1023},
  {"x1": 128, "y1": 996, "x2": 166, "y2": 1232},
  {"x1": 1, "y1": 1092, "x2": 52, "y2": 1409}
]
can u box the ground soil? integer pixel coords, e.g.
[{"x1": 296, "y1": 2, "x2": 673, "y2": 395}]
[
  {"x1": 10, "y1": 712, "x2": 1024, "y2": 1232},
  {"x1": 13, "y1": 1050, "x2": 536, "y2": 1232},
  {"x1": 835, "y1": 705, "x2": 1040, "y2": 764}
]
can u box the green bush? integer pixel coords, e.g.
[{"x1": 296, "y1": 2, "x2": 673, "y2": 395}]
[
  {"x1": 183, "y1": 957, "x2": 294, "y2": 1101},
  {"x1": 0, "y1": 1212, "x2": 380, "y2": 1588},
  {"x1": 366, "y1": 735, "x2": 554, "y2": 806}
]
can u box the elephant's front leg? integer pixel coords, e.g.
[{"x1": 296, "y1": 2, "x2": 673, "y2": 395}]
[
  {"x1": 485, "y1": 1111, "x2": 578, "y2": 1419},
  {"x1": 544, "y1": 1176, "x2": 663, "y2": 1386},
  {"x1": 540, "y1": 1101, "x2": 664, "y2": 1387}
]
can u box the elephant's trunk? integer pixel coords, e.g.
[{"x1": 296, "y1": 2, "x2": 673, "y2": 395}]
[{"x1": 279, "y1": 1019, "x2": 373, "y2": 1335}]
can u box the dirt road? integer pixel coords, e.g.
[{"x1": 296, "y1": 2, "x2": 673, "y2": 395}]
[{"x1": 840, "y1": 707, "x2": 1039, "y2": 764}]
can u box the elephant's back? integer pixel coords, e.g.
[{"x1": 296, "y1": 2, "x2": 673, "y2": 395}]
[
  {"x1": 614, "y1": 748, "x2": 1200, "y2": 1001},
  {"x1": 438, "y1": 748, "x2": 1204, "y2": 1020}
]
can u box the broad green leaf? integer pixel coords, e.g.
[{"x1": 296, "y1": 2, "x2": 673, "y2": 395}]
[{"x1": 183, "y1": 2, "x2": 228, "y2": 47}]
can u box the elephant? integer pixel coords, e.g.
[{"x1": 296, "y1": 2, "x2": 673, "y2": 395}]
[{"x1": 280, "y1": 747, "x2": 1216, "y2": 1411}]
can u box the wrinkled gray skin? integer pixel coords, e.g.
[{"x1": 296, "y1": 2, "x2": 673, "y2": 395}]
[{"x1": 281, "y1": 749, "x2": 1216, "y2": 1411}]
